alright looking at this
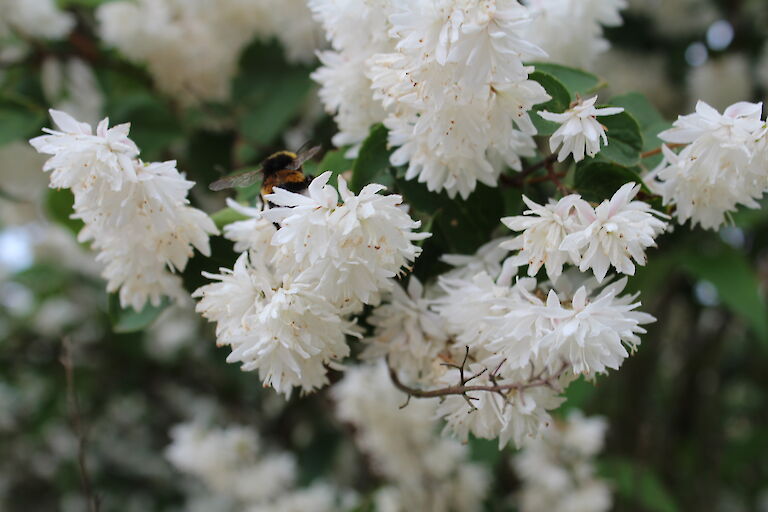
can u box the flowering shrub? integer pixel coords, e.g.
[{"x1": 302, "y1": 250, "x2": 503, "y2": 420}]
[{"x1": 2, "y1": 0, "x2": 768, "y2": 511}]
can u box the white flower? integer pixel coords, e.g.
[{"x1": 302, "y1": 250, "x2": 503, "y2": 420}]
[
  {"x1": 539, "y1": 96, "x2": 624, "y2": 162},
  {"x1": 560, "y1": 182, "x2": 667, "y2": 282},
  {"x1": 1, "y1": 0, "x2": 74, "y2": 40},
  {"x1": 332, "y1": 362, "x2": 490, "y2": 510},
  {"x1": 264, "y1": 172, "x2": 428, "y2": 307},
  {"x1": 361, "y1": 277, "x2": 450, "y2": 383},
  {"x1": 166, "y1": 421, "x2": 298, "y2": 504},
  {"x1": 536, "y1": 277, "x2": 655, "y2": 375},
  {"x1": 367, "y1": 0, "x2": 549, "y2": 198},
  {"x1": 222, "y1": 198, "x2": 277, "y2": 257},
  {"x1": 308, "y1": 0, "x2": 394, "y2": 151},
  {"x1": 30, "y1": 110, "x2": 139, "y2": 192},
  {"x1": 647, "y1": 100, "x2": 768, "y2": 230},
  {"x1": 501, "y1": 195, "x2": 589, "y2": 279},
  {"x1": 193, "y1": 253, "x2": 357, "y2": 396},
  {"x1": 30, "y1": 110, "x2": 217, "y2": 311},
  {"x1": 523, "y1": 0, "x2": 627, "y2": 69},
  {"x1": 97, "y1": 0, "x2": 320, "y2": 105},
  {"x1": 513, "y1": 411, "x2": 612, "y2": 512}
]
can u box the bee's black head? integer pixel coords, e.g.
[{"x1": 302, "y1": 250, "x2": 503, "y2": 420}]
[{"x1": 262, "y1": 151, "x2": 297, "y2": 175}]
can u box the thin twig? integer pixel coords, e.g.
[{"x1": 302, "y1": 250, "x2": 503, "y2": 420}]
[
  {"x1": 61, "y1": 338, "x2": 99, "y2": 512},
  {"x1": 387, "y1": 357, "x2": 569, "y2": 400}
]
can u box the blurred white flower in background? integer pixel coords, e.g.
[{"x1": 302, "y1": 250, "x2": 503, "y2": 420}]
[
  {"x1": 332, "y1": 363, "x2": 490, "y2": 512},
  {"x1": 0, "y1": 0, "x2": 74, "y2": 41},
  {"x1": 512, "y1": 411, "x2": 612, "y2": 512},
  {"x1": 523, "y1": 0, "x2": 627, "y2": 69},
  {"x1": 166, "y1": 421, "x2": 352, "y2": 510},
  {"x1": 97, "y1": 0, "x2": 321, "y2": 105},
  {"x1": 41, "y1": 58, "x2": 104, "y2": 127}
]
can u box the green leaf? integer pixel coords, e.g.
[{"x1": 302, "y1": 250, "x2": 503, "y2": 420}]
[
  {"x1": 108, "y1": 294, "x2": 169, "y2": 333},
  {"x1": 350, "y1": 124, "x2": 391, "y2": 192},
  {"x1": 105, "y1": 92, "x2": 180, "y2": 160},
  {"x1": 599, "y1": 108, "x2": 643, "y2": 167},
  {"x1": 44, "y1": 188, "x2": 84, "y2": 235},
  {"x1": 0, "y1": 98, "x2": 45, "y2": 147},
  {"x1": 573, "y1": 161, "x2": 644, "y2": 202},
  {"x1": 529, "y1": 70, "x2": 571, "y2": 135},
  {"x1": 529, "y1": 62, "x2": 603, "y2": 100},
  {"x1": 234, "y1": 41, "x2": 314, "y2": 148},
  {"x1": 609, "y1": 92, "x2": 665, "y2": 128},
  {"x1": 680, "y1": 243, "x2": 768, "y2": 344},
  {"x1": 610, "y1": 92, "x2": 672, "y2": 167},
  {"x1": 239, "y1": 72, "x2": 312, "y2": 146},
  {"x1": 600, "y1": 458, "x2": 679, "y2": 512},
  {"x1": 396, "y1": 179, "x2": 504, "y2": 255},
  {"x1": 210, "y1": 207, "x2": 249, "y2": 230}
]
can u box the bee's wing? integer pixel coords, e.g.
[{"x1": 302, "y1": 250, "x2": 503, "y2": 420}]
[
  {"x1": 287, "y1": 145, "x2": 321, "y2": 170},
  {"x1": 209, "y1": 169, "x2": 262, "y2": 191}
]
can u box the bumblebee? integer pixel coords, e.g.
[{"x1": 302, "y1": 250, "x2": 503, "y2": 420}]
[{"x1": 209, "y1": 145, "x2": 321, "y2": 204}]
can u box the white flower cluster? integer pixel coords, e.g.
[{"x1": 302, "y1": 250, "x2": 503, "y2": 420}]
[
  {"x1": 332, "y1": 363, "x2": 490, "y2": 512},
  {"x1": 194, "y1": 172, "x2": 428, "y2": 397},
  {"x1": 0, "y1": 0, "x2": 74, "y2": 41},
  {"x1": 432, "y1": 269, "x2": 652, "y2": 447},
  {"x1": 312, "y1": 0, "x2": 551, "y2": 199},
  {"x1": 97, "y1": 0, "x2": 319, "y2": 105},
  {"x1": 358, "y1": 218, "x2": 654, "y2": 448},
  {"x1": 166, "y1": 422, "x2": 351, "y2": 511},
  {"x1": 503, "y1": 182, "x2": 667, "y2": 282},
  {"x1": 539, "y1": 96, "x2": 624, "y2": 163},
  {"x1": 647, "y1": 100, "x2": 768, "y2": 230},
  {"x1": 523, "y1": 0, "x2": 626, "y2": 69},
  {"x1": 512, "y1": 411, "x2": 612, "y2": 512},
  {"x1": 29, "y1": 110, "x2": 217, "y2": 311}
]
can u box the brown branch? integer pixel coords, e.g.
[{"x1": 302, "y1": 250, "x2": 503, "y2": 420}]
[
  {"x1": 501, "y1": 153, "x2": 559, "y2": 188},
  {"x1": 60, "y1": 338, "x2": 99, "y2": 512},
  {"x1": 387, "y1": 355, "x2": 570, "y2": 400},
  {"x1": 640, "y1": 143, "x2": 685, "y2": 159}
]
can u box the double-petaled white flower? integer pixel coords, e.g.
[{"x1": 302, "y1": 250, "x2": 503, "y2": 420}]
[
  {"x1": 501, "y1": 195, "x2": 588, "y2": 279},
  {"x1": 194, "y1": 253, "x2": 357, "y2": 396},
  {"x1": 503, "y1": 184, "x2": 666, "y2": 282},
  {"x1": 646, "y1": 100, "x2": 768, "y2": 230},
  {"x1": 264, "y1": 172, "x2": 428, "y2": 307},
  {"x1": 560, "y1": 182, "x2": 668, "y2": 282},
  {"x1": 30, "y1": 110, "x2": 217, "y2": 311},
  {"x1": 539, "y1": 96, "x2": 624, "y2": 162}
]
